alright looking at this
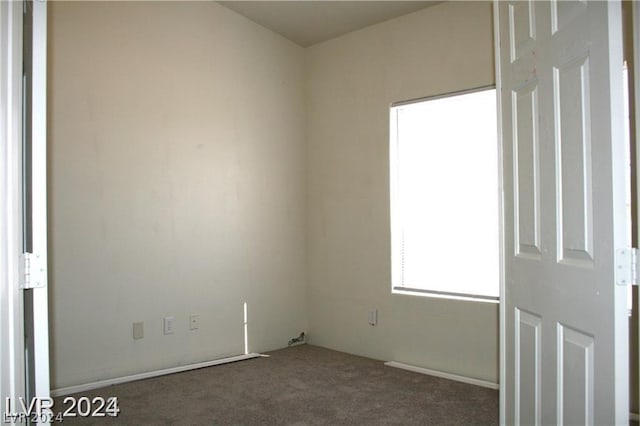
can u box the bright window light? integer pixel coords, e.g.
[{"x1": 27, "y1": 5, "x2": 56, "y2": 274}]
[{"x1": 390, "y1": 88, "x2": 499, "y2": 301}]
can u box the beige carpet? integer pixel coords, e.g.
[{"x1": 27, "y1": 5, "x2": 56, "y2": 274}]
[{"x1": 54, "y1": 345, "x2": 498, "y2": 425}]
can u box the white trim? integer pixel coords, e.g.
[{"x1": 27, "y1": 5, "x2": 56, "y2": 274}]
[
  {"x1": 384, "y1": 361, "x2": 499, "y2": 390},
  {"x1": 392, "y1": 286, "x2": 499, "y2": 303},
  {"x1": 606, "y1": 2, "x2": 631, "y2": 423},
  {"x1": 28, "y1": 0, "x2": 50, "y2": 407},
  {"x1": 632, "y1": 0, "x2": 640, "y2": 419},
  {"x1": 51, "y1": 353, "x2": 262, "y2": 397},
  {"x1": 0, "y1": 0, "x2": 26, "y2": 410},
  {"x1": 493, "y1": 0, "x2": 507, "y2": 424}
]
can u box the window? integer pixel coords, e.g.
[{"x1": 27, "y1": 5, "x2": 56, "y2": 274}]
[{"x1": 390, "y1": 88, "x2": 499, "y2": 301}]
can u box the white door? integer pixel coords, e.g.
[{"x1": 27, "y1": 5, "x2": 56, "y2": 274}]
[
  {"x1": 496, "y1": 1, "x2": 629, "y2": 425},
  {"x1": 1, "y1": 0, "x2": 50, "y2": 423}
]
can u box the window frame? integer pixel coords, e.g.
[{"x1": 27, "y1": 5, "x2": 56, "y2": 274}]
[{"x1": 389, "y1": 85, "x2": 500, "y2": 303}]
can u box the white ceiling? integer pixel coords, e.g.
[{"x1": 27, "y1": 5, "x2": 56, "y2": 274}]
[{"x1": 218, "y1": 1, "x2": 440, "y2": 47}]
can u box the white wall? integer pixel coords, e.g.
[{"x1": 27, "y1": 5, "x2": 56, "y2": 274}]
[
  {"x1": 49, "y1": 0, "x2": 499, "y2": 389},
  {"x1": 305, "y1": 1, "x2": 499, "y2": 382},
  {"x1": 48, "y1": 1, "x2": 307, "y2": 389}
]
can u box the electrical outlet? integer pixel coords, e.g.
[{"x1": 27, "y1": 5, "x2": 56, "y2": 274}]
[
  {"x1": 189, "y1": 314, "x2": 199, "y2": 330},
  {"x1": 133, "y1": 321, "x2": 144, "y2": 339},
  {"x1": 163, "y1": 316, "x2": 175, "y2": 335},
  {"x1": 368, "y1": 309, "x2": 378, "y2": 326}
]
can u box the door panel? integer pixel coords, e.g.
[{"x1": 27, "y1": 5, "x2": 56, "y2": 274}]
[
  {"x1": 557, "y1": 324, "x2": 594, "y2": 425},
  {"x1": 497, "y1": 1, "x2": 629, "y2": 424},
  {"x1": 551, "y1": 0, "x2": 587, "y2": 35},
  {"x1": 553, "y1": 55, "x2": 594, "y2": 265},
  {"x1": 514, "y1": 308, "x2": 541, "y2": 425},
  {"x1": 508, "y1": 1, "x2": 536, "y2": 63},
  {"x1": 513, "y1": 82, "x2": 542, "y2": 258}
]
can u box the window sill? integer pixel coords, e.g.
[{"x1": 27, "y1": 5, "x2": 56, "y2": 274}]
[{"x1": 392, "y1": 286, "x2": 499, "y2": 304}]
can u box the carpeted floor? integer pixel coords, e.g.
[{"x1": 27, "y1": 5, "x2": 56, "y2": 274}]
[{"x1": 53, "y1": 345, "x2": 499, "y2": 425}]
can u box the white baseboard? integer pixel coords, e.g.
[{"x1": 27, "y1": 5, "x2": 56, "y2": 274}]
[
  {"x1": 384, "y1": 361, "x2": 499, "y2": 390},
  {"x1": 51, "y1": 353, "x2": 262, "y2": 397}
]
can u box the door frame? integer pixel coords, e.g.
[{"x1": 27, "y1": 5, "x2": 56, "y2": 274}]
[
  {"x1": 1, "y1": 0, "x2": 50, "y2": 421},
  {"x1": 1, "y1": 0, "x2": 28, "y2": 410},
  {"x1": 493, "y1": 1, "x2": 507, "y2": 421},
  {"x1": 632, "y1": 0, "x2": 640, "y2": 417},
  {"x1": 25, "y1": 0, "x2": 50, "y2": 405}
]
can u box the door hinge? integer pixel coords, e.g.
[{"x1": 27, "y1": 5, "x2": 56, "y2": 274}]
[
  {"x1": 616, "y1": 248, "x2": 639, "y2": 286},
  {"x1": 20, "y1": 252, "x2": 46, "y2": 289}
]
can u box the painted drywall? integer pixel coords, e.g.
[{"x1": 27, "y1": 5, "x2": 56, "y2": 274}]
[
  {"x1": 49, "y1": 0, "x2": 500, "y2": 390},
  {"x1": 305, "y1": 1, "x2": 499, "y2": 382},
  {"x1": 48, "y1": 1, "x2": 307, "y2": 389}
]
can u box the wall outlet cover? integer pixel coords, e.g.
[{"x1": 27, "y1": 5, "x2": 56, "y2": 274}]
[
  {"x1": 189, "y1": 314, "x2": 199, "y2": 330},
  {"x1": 368, "y1": 309, "x2": 378, "y2": 326},
  {"x1": 163, "y1": 316, "x2": 175, "y2": 335},
  {"x1": 133, "y1": 321, "x2": 144, "y2": 339}
]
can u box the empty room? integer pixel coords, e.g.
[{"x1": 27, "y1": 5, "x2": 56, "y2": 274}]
[{"x1": 1, "y1": 0, "x2": 638, "y2": 424}]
